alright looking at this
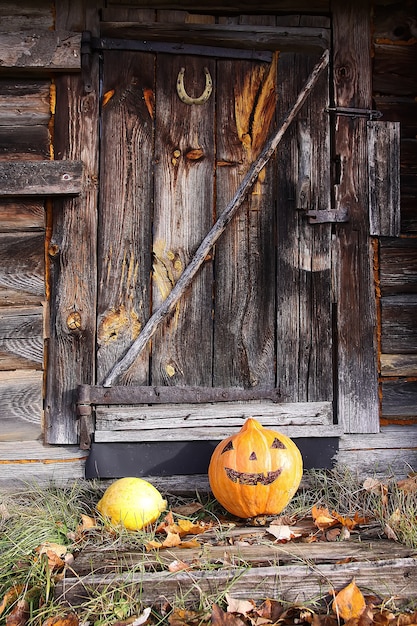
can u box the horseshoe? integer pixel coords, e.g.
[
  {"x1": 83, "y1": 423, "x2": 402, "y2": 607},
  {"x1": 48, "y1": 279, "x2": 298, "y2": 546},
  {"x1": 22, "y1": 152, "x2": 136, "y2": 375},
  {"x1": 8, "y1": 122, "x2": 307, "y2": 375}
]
[{"x1": 176, "y1": 66, "x2": 213, "y2": 105}]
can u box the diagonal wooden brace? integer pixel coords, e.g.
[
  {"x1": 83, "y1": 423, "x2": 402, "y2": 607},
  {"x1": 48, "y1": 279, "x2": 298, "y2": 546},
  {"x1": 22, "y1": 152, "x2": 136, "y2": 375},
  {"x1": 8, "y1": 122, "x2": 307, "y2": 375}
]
[{"x1": 103, "y1": 49, "x2": 330, "y2": 387}]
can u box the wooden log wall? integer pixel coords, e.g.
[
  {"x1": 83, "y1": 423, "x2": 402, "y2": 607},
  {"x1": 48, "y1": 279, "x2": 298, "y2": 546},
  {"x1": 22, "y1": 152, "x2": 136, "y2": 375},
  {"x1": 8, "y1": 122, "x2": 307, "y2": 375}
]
[
  {"x1": 372, "y1": 0, "x2": 417, "y2": 427},
  {"x1": 0, "y1": 1, "x2": 55, "y2": 442}
]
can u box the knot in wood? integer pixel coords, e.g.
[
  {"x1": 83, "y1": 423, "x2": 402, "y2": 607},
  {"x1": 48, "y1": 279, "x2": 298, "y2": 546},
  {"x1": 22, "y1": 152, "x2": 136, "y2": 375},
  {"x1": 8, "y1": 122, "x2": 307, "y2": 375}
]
[{"x1": 67, "y1": 311, "x2": 82, "y2": 331}]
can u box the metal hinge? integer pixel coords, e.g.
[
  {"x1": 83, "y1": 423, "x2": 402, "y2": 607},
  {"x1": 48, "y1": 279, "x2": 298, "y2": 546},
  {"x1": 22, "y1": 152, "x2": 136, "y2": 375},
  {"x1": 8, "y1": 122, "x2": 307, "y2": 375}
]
[
  {"x1": 305, "y1": 208, "x2": 349, "y2": 223},
  {"x1": 326, "y1": 107, "x2": 382, "y2": 120}
]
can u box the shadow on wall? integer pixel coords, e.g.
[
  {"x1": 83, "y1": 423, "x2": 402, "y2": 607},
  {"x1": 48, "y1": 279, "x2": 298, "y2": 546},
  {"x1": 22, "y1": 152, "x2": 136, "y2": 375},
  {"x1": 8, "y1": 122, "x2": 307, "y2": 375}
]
[{"x1": 85, "y1": 438, "x2": 338, "y2": 479}]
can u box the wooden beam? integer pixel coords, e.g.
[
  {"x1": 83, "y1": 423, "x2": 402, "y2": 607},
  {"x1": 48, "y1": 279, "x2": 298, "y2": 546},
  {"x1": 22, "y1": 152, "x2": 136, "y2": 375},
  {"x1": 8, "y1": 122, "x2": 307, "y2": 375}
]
[
  {"x1": 101, "y1": 0, "x2": 330, "y2": 10},
  {"x1": 0, "y1": 30, "x2": 81, "y2": 72},
  {"x1": 100, "y1": 23, "x2": 330, "y2": 52},
  {"x1": 0, "y1": 161, "x2": 83, "y2": 196},
  {"x1": 368, "y1": 121, "x2": 401, "y2": 236},
  {"x1": 331, "y1": 0, "x2": 379, "y2": 433}
]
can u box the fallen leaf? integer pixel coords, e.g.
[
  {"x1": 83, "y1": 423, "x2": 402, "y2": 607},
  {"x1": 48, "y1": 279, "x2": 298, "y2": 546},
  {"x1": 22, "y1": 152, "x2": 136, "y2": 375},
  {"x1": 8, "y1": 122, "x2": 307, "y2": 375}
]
[
  {"x1": 326, "y1": 528, "x2": 341, "y2": 542},
  {"x1": 178, "y1": 539, "x2": 200, "y2": 549},
  {"x1": 226, "y1": 595, "x2": 255, "y2": 615},
  {"x1": 363, "y1": 478, "x2": 388, "y2": 505},
  {"x1": 312, "y1": 506, "x2": 338, "y2": 530},
  {"x1": 41, "y1": 613, "x2": 79, "y2": 626},
  {"x1": 5, "y1": 599, "x2": 29, "y2": 626},
  {"x1": 102, "y1": 90, "x2": 114, "y2": 107},
  {"x1": 253, "y1": 599, "x2": 284, "y2": 623},
  {"x1": 168, "y1": 608, "x2": 206, "y2": 626},
  {"x1": 177, "y1": 519, "x2": 210, "y2": 536},
  {"x1": 266, "y1": 525, "x2": 302, "y2": 542},
  {"x1": 131, "y1": 607, "x2": 152, "y2": 626},
  {"x1": 162, "y1": 531, "x2": 182, "y2": 548},
  {"x1": 332, "y1": 579, "x2": 366, "y2": 621},
  {"x1": 168, "y1": 559, "x2": 191, "y2": 572},
  {"x1": 384, "y1": 523, "x2": 398, "y2": 541},
  {"x1": 172, "y1": 503, "x2": 204, "y2": 517},
  {"x1": 0, "y1": 586, "x2": 24, "y2": 617},
  {"x1": 211, "y1": 604, "x2": 246, "y2": 626}
]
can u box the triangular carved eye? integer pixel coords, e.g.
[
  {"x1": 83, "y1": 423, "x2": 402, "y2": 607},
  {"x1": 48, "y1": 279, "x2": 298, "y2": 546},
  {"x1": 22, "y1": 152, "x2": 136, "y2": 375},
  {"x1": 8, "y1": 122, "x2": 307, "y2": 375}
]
[
  {"x1": 221, "y1": 440, "x2": 234, "y2": 454},
  {"x1": 271, "y1": 438, "x2": 286, "y2": 449},
  {"x1": 249, "y1": 452, "x2": 257, "y2": 460}
]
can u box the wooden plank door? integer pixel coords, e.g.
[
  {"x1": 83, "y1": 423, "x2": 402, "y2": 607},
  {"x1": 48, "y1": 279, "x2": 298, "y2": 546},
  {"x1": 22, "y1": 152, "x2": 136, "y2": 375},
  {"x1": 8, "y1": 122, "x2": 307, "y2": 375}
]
[{"x1": 92, "y1": 46, "x2": 337, "y2": 445}]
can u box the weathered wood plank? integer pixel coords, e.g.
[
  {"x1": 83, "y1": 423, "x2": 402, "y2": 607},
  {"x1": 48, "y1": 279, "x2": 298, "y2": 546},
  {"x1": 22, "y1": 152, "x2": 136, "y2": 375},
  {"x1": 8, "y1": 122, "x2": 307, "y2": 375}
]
[
  {"x1": 103, "y1": 2, "x2": 330, "y2": 14},
  {"x1": 151, "y1": 52, "x2": 215, "y2": 386},
  {"x1": 382, "y1": 380, "x2": 417, "y2": 419},
  {"x1": 58, "y1": 557, "x2": 417, "y2": 607},
  {"x1": 331, "y1": 0, "x2": 379, "y2": 433},
  {"x1": 0, "y1": 126, "x2": 50, "y2": 160},
  {"x1": 214, "y1": 48, "x2": 276, "y2": 388},
  {"x1": 275, "y1": 48, "x2": 333, "y2": 404},
  {"x1": 0, "y1": 232, "x2": 44, "y2": 297},
  {"x1": 380, "y1": 238, "x2": 417, "y2": 295},
  {"x1": 368, "y1": 121, "x2": 400, "y2": 236},
  {"x1": 0, "y1": 200, "x2": 44, "y2": 231},
  {"x1": 0, "y1": 31, "x2": 81, "y2": 72},
  {"x1": 95, "y1": 400, "x2": 333, "y2": 430},
  {"x1": 45, "y1": 4, "x2": 100, "y2": 444},
  {"x1": 373, "y1": 42, "x2": 417, "y2": 97},
  {"x1": 0, "y1": 161, "x2": 83, "y2": 196},
  {"x1": 0, "y1": 79, "x2": 51, "y2": 126},
  {"x1": 381, "y1": 295, "x2": 417, "y2": 353},
  {"x1": 0, "y1": 370, "x2": 42, "y2": 431},
  {"x1": 95, "y1": 425, "x2": 342, "y2": 442},
  {"x1": 337, "y1": 425, "x2": 417, "y2": 476},
  {"x1": 0, "y1": 306, "x2": 43, "y2": 368},
  {"x1": 380, "y1": 354, "x2": 417, "y2": 377},
  {"x1": 96, "y1": 50, "x2": 154, "y2": 385},
  {"x1": 0, "y1": 1, "x2": 54, "y2": 31},
  {"x1": 0, "y1": 441, "x2": 87, "y2": 485},
  {"x1": 70, "y1": 540, "x2": 417, "y2": 577},
  {"x1": 101, "y1": 23, "x2": 329, "y2": 51}
]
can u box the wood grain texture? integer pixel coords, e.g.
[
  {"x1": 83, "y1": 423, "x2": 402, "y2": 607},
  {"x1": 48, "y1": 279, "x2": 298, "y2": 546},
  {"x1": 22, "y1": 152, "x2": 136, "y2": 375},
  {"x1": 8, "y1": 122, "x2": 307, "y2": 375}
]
[
  {"x1": 0, "y1": 1, "x2": 54, "y2": 31},
  {"x1": 382, "y1": 380, "x2": 417, "y2": 420},
  {"x1": 0, "y1": 31, "x2": 81, "y2": 71},
  {"x1": 331, "y1": 0, "x2": 379, "y2": 433},
  {"x1": 0, "y1": 80, "x2": 50, "y2": 126},
  {"x1": 104, "y1": 1, "x2": 330, "y2": 13},
  {"x1": 96, "y1": 50, "x2": 154, "y2": 385},
  {"x1": 0, "y1": 161, "x2": 82, "y2": 196},
  {"x1": 368, "y1": 121, "x2": 400, "y2": 237},
  {"x1": 0, "y1": 370, "x2": 42, "y2": 428},
  {"x1": 151, "y1": 53, "x2": 215, "y2": 386},
  {"x1": 373, "y1": 42, "x2": 417, "y2": 97},
  {"x1": 0, "y1": 232, "x2": 44, "y2": 297},
  {"x1": 214, "y1": 49, "x2": 276, "y2": 388},
  {"x1": 381, "y1": 295, "x2": 417, "y2": 353},
  {"x1": 0, "y1": 306, "x2": 43, "y2": 369},
  {"x1": 0, "y1": 200, "x2": 44, "y2": 231},
  {"x1": 45, "y1": 4, "x2": 100, "y2": 444},
  {"x1": 58, "y1": 557, "x2": 417, "y2": 607},
  {"x1": 275, "y1": 49, "x2": 333, "y2": 403},
  {"x1": 100, "y1": 22, "x2": 330, "y2": 51},
  {"x1": 380, "y1": 238, "x2": 417, "y2": 295},
  {"x1": 0, "y1": 127, "x2": 50, "y2": 160},
  {"x1": 380, "y1": 353, "x2": 417, "y2": 377},
  {"x1": 0, "y1": 441, "x2": 87, "y2": 485}
]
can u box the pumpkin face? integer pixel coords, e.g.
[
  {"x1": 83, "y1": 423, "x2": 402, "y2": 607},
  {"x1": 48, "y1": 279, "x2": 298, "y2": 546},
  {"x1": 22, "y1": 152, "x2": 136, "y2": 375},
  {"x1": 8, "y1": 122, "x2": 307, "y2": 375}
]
[{"x1": 208, "y1": 418, "x2": 303, "y2": 518}]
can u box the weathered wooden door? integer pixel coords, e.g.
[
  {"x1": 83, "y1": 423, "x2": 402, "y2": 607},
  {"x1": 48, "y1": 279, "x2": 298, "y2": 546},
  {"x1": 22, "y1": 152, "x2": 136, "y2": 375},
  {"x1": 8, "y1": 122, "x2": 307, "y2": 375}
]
[{"x1": 85, "y1": 45, "x2": 339, "y2": 450}]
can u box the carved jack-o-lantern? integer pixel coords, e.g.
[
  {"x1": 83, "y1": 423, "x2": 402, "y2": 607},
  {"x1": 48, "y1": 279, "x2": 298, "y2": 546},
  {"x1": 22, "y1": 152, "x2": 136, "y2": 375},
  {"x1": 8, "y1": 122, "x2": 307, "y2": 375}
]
[{"x1": 208, "y1": 418, "x2": 303, "y2": 518}]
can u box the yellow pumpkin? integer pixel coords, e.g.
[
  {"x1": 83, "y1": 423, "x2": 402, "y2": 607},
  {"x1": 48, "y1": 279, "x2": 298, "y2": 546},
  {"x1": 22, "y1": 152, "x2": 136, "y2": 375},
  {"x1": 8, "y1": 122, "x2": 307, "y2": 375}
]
[
  {"x1": 208, "y1": 418, "x2": 303, "y2": 518},
  {"x1": 97, "y1": 477, "x2": 167, "y2": 530}
]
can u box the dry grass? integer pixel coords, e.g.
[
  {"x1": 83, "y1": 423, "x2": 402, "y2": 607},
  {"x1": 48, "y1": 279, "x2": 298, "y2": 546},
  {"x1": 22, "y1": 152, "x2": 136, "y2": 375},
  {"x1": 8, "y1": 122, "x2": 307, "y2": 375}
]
[{"x1": 0, "y1": 468, "x2": 416, "y2": 625}]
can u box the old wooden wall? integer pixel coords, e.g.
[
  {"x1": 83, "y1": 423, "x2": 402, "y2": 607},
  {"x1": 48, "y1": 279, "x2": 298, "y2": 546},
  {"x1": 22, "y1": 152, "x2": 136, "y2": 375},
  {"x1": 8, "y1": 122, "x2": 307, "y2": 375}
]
[
  {"x1": 0, "y1": 0, "x2": 415, "y2": 486},
  {"x1": 372, "y1": 0, "x2": 417, "y2": 426}
]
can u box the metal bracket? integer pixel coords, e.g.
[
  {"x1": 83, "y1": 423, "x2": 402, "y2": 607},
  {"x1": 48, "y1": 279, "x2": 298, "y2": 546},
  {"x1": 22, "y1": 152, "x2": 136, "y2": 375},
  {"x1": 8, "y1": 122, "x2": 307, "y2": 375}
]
[
  {"x1": 306, "y1": 208, "x2": 349, "y2": 223},
  {"x1": 326, "y1": 107, "x2": 382, "y2": 120},
  {"x1": 81, "y1": 31, "x2": 93, "y2": 93}
]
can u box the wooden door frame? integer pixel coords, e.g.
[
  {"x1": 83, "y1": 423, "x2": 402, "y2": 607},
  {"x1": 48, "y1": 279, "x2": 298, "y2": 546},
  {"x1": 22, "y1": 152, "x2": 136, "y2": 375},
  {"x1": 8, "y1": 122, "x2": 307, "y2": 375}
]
[{"x1": 45, "y1": 0, "x2": 379, "y2": 445}]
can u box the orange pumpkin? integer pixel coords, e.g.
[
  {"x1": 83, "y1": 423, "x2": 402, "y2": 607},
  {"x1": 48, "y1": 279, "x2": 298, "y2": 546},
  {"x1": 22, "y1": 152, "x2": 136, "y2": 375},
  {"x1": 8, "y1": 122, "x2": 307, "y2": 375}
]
[{"x1": 208, "y1": 418, "x2": 303, "y2": 518}]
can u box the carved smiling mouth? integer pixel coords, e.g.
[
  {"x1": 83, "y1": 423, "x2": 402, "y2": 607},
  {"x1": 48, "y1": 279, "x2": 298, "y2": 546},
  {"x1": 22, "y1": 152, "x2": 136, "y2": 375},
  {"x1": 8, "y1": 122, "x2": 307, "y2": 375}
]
[{"x1": 225, "y1": 467, "x2": 282, "y2": 486}]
